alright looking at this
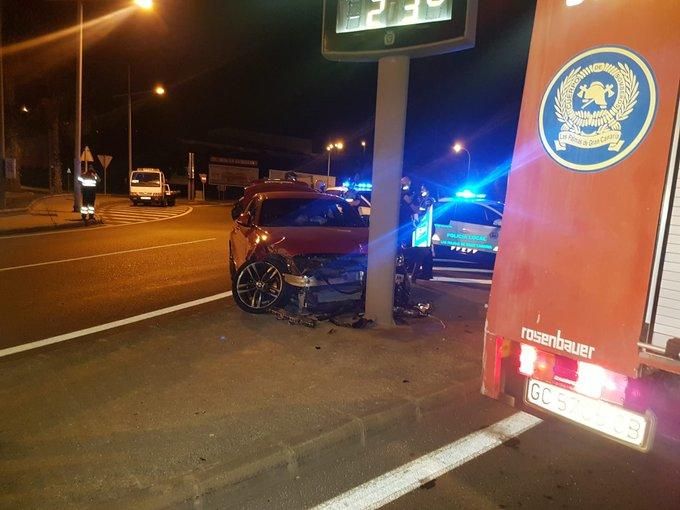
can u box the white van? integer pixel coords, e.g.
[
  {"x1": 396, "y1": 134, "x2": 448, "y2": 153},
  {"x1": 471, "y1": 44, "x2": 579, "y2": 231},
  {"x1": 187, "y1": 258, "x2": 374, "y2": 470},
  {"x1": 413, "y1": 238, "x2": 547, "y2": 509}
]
[{"x1": 129, "y1": 168, "x2": 178, "y2": 206}]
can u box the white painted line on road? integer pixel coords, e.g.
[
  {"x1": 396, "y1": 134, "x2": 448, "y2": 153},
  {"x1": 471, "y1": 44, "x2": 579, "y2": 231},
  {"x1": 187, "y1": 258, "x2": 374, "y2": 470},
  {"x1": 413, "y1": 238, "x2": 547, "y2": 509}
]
[
  {"x1": 432, "y1": 276, "x2": 493, "y2": 285},
  {"x1": 0, "y1": 291, "x2": 233, "y2": 358},
  {"x1": 433, "y1": 266, "x2": 494, "y2": 274},
  {"x1": 0, "y1": 206, "x2": 194, "y2": 240},
  {"x1": 0, "y1": 238, "x2": 216, "y2": 272},
  {"x1": 314, "y1": 412, "x2": 542, "y2": 510}
]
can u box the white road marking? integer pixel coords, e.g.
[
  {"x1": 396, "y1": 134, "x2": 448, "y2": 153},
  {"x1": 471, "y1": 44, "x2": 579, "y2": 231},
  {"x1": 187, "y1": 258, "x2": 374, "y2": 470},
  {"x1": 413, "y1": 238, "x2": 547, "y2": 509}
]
[
  {"x1": 0, "y1": 291, "x2": 233, "y2": 358},
  {"x1": 433, "y1": 266, "x2": 494, "y2": 274},
  {"x1": 0, "y1": 238, "x2": 216, "y2": 272},
  {"x1": 314, "y1": 412, "x2": 542, "y2": 510},
  {"x1": 98, "y1": 205, "x2": 191, "y2": 224},
  {"x1": 0, "y1": 205, "x2": 194, "y2": 240},
  {"x1": 432, "y1": 276, "x2": 493, "y2": 285}
]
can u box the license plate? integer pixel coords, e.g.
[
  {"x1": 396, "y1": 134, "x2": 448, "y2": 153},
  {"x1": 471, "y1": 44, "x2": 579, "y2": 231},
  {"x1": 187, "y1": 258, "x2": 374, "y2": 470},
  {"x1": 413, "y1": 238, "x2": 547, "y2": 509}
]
[
  {"x1": 525, "y1": 378, "x2": 654, "y2": 451},
  {"x1": 140, "y1": 197, "x2": 151, "y2": 200}
]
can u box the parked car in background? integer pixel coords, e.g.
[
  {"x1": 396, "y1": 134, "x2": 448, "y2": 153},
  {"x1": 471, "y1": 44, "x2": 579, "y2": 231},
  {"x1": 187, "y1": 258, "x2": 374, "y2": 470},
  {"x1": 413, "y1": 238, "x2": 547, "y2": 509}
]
[
  {"x1": 231, "y1": 179, "x2": 314, "y2": 219},
  {"x1": 432, "y1": 195, "x2": 504, "y2": 267},
  {"x1": 229, "y1": 191, "x2": 369, "y2": 314}
]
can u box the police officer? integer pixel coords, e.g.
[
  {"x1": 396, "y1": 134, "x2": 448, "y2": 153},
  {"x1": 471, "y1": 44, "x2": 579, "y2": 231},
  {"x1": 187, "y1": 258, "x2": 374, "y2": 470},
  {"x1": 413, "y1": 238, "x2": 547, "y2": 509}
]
[
  {"x1": 78, "y1": 165, "x2": 100, "y2": 222},
  {"x1": 399, "y1": 176, "x2": 419, "y2": 248}
]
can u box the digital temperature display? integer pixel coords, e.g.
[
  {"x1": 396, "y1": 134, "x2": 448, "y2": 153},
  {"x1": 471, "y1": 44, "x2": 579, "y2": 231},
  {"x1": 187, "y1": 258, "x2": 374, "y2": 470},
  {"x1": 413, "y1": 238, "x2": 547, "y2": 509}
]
[{"x1": 336, "y1": 0, "x2": 453, "y2": 34}]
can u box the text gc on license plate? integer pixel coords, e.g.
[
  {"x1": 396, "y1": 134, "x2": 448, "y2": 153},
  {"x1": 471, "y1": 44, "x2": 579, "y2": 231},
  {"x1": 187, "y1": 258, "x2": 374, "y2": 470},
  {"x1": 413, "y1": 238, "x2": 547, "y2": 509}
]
[{"x1": 525, "y1": 378, "x2": 655, "y2": 451}]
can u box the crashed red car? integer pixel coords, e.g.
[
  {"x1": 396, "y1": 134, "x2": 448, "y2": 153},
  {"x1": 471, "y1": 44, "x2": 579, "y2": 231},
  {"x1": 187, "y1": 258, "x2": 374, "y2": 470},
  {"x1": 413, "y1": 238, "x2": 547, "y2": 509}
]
[{"x1": 229, "y1": 191, "x2": 369, "y2": 314}]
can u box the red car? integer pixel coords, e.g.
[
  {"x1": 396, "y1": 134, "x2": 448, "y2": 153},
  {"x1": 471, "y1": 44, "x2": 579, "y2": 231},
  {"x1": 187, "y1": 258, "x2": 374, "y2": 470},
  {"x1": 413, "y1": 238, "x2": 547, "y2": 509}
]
[
  {"x1": 230, "y1": 179, "x2": 315, "y2": 220},
  {"x1": 229, "y1": 191, "x2": 369, "y2": 313}
]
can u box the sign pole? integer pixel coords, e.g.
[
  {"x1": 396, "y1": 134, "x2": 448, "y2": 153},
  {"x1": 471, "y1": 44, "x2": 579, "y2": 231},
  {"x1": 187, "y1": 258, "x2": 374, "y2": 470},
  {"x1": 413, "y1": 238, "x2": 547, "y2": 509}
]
[{"x1": 365, "y1": 56, "x2": 410, "y2": 327}]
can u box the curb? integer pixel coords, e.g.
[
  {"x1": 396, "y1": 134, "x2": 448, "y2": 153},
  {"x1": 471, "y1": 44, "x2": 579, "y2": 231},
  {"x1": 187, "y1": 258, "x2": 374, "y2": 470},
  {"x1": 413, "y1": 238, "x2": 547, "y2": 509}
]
[
  {"x1": 0, "y1": 207, "x2": 29, "y2": 216},
  {"x1": 114, "y1": 377, "x2": 481, "y2": 508}
]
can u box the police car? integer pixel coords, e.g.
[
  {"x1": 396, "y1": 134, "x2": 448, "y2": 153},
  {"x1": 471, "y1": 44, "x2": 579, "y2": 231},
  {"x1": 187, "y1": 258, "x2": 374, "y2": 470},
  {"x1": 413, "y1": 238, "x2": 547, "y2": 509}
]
[
  {"x1": 431, "y1": 191, "x2": 504, "y2": 265},
  {"x1": 325, "y1": 182, "x2": 372, "y2": 223}
]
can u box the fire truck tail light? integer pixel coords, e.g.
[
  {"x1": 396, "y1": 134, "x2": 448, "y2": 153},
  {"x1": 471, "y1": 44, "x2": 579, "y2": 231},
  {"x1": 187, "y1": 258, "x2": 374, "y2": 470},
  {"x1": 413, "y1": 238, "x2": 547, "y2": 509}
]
[
  {"x1": 574, "y1": 361, "x2": 606, "y2": 398},
  {"x1": 519, "y1": 344, "x2": 538, "y2": 376},
  {"x1": 518, "y1": 345, "x2": 629, "y2": 404}
]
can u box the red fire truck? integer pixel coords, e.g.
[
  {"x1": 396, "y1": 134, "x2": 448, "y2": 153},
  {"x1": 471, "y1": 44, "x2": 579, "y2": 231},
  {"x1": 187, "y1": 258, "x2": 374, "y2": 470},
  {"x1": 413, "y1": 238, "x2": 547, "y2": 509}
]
[{"x1": 482, "y1": 0, "x2": 679, "y2": 451}]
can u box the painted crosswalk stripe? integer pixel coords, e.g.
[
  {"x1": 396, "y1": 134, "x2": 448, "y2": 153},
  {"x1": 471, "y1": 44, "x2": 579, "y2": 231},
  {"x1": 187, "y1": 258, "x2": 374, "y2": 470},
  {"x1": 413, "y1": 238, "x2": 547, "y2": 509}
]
[{"x1": 314, "y1": 412, "x2": 542, "y2": 510}]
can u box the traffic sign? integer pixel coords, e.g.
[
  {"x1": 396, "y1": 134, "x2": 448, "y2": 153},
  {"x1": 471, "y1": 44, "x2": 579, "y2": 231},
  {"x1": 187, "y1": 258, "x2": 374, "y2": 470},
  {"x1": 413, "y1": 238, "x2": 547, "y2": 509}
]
[
  {"x1": 97, "y1": 154, "x2": 113, "y2": 170},
  {"x1": 80, "y1": 146, "x2": 94, "y2": 163}
]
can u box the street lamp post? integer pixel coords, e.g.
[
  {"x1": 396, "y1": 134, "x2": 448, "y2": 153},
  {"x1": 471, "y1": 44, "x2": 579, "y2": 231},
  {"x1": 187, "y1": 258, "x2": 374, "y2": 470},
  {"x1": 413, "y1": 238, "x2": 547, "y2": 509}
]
[
  {"x1": 326, "y1": 141, "x2": 344, "y2": 177},
  {"x1": 0, "y1": 2, "x2": 5, "y2": 209},
  {"x1": 70, "y1": 0, "x2": 154, "y2": 211},
  {"x1": 73, "y1": 0, "x2": 84, "y2": 212},
  {"x1": 126, "y1": 67, "x2": 165, "y2": 177},
  {"x1": 452, "y1": 142, "x2": 472, "y2": 181}
]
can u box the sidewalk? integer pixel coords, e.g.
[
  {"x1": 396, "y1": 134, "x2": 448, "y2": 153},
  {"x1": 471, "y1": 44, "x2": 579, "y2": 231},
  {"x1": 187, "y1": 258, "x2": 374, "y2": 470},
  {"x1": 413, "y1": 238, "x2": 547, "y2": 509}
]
[
  {"x1": 0, "y1": 194, "x2": 126, "y2": 236},
  {"x1": 0, "y1": 281, "x2": 490, "y2": 509}
]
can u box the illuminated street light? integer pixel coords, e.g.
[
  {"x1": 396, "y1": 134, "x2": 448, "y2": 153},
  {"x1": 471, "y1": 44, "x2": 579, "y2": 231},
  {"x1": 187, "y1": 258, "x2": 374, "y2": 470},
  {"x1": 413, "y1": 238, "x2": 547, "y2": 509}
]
[
  {"x1": 452, "y1": 142, "x2": 472, "y2": 181},
  {"x1": 71, "y1": 0, "x2": 154, "y2": 211},
  {"x1": 326, "y1": 141, "x2": 344, "y2": 177},
  {"x1": 134, "y1": 0, "x2": 153, "y2": 10},
  {"x1": 127, "y1": 66, "x2": 166, "y2": 175},
  {"x1": 20, "y1": 105, "x2": 29, "y2": 113}
]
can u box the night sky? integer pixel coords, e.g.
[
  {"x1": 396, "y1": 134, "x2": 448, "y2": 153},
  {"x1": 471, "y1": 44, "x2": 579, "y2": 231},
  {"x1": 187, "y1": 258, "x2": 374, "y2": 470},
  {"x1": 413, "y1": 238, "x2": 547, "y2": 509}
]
[{"x1": 3, "y1": 0, "x2": 536, "y2": 197}]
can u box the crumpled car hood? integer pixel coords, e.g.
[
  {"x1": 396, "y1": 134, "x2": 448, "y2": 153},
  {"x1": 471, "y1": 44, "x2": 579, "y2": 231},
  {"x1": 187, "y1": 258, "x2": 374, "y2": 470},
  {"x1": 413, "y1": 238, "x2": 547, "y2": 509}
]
[{"x1": 259, "y1": 226, "x2": 368, "y2": 258}]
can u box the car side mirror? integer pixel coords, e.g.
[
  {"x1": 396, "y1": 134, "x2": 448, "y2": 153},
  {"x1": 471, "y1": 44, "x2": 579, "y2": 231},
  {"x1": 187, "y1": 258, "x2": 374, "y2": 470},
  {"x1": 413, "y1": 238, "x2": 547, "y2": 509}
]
[
  {"x1": 493, "y1": 219, "x2": 502, "y2": 228},
  {"x1": 236, "y1": 211, "x2": 252, "y2": 227}
]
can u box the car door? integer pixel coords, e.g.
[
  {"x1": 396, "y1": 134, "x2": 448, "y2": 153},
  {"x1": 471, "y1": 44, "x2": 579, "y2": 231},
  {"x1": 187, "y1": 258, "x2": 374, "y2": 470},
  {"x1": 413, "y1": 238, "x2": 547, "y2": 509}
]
[
  {"x1": 481, "y1": 205, "x2": 502, "y2": 252},
  {"x1": 451, "y1": 203, "x2": 496, "y2": 253}
]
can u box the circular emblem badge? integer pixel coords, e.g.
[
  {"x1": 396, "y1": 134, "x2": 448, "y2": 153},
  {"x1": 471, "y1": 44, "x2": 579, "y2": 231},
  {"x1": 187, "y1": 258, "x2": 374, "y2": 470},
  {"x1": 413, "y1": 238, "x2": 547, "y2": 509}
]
[{"x1": 539, "y1": 46, "x2": 657, "y2": 172}]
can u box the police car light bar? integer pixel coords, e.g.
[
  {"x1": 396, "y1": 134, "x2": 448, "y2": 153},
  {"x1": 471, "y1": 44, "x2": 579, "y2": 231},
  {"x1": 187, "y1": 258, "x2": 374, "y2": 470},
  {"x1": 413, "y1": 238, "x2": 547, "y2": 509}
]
[
  {"x1": 342, "y1": 181, "x2": 373, "y2": 191},
  {"x1": 456, "y1": 189, "x2": 486, "y2": 199}
]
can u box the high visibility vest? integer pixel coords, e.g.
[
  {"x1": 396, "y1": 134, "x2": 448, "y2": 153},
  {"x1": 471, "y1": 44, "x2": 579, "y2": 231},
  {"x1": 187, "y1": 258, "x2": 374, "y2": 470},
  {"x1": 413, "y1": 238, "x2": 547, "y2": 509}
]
[{"x1": 78, "y1": 173, "x2": 98, "y2": 187}]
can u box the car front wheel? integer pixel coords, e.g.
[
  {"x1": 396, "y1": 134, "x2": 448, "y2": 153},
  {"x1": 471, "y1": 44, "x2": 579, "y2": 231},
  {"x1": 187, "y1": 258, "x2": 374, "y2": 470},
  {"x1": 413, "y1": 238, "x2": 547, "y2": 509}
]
[{"x1": 233, "y1": 260, "x2": 288, "y2": 314}]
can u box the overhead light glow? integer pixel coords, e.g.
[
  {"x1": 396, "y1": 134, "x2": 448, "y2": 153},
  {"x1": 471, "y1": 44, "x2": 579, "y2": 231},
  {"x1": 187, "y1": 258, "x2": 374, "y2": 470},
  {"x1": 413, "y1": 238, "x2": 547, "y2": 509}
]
[
  {"x1": 134, "y1": 0, "x2": 153, "y2": 10},
  {"x1": 566, "y1": 0, "x2": 584, "y2": 6},
  {"x1": 452, "y1": 143, "x2": 463, "y2": 153},
  {"x1": 154, "y1": 85, "x2": 166, "y2": 96}
]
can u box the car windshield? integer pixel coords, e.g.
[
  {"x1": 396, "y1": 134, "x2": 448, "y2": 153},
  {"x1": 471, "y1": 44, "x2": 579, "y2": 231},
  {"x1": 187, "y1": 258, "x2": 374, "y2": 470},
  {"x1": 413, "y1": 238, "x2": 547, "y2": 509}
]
[
  {"x1": 259, "y1": 198, "x2": 365, "y2": 228},
  {"x1": 131, "y1": 172, "x2": 161, "y2": 187}
]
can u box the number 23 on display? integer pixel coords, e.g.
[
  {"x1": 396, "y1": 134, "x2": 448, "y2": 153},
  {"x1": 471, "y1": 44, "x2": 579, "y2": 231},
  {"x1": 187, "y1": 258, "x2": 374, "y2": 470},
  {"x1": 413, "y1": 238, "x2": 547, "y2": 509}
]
[{"x1": 367, "y1": 0, "x2": 447, "y2": 28}]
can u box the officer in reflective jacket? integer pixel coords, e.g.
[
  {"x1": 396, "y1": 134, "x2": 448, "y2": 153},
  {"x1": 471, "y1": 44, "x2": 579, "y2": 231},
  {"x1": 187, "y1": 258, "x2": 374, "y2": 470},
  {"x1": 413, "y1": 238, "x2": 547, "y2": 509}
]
[{"x1": 78, "y1": 165, "x2": 100, "y2": 221}]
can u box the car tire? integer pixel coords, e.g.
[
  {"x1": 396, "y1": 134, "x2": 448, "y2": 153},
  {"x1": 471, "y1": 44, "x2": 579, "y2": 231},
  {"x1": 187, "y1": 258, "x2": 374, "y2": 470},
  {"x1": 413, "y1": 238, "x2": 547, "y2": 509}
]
[{"x1": 233, "y1": 259, "x2": 288, "y2": 314}]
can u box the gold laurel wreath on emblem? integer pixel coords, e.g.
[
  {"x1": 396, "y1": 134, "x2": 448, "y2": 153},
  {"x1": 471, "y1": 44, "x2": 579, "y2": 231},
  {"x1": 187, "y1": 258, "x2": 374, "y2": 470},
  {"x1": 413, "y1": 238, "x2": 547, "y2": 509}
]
[{"x1": 552, "y1": 62, "x2": 639, "y2": 152}]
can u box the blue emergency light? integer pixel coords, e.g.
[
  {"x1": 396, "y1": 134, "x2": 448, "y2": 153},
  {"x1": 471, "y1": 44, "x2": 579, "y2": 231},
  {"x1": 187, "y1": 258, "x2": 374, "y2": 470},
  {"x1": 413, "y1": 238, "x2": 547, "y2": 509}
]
[
  {"x1": 342, "y1": 181, "x2": 373, "y2": 191},
  {"x1": 455, "y1": 189, "x2": 486, "y2": 199}
]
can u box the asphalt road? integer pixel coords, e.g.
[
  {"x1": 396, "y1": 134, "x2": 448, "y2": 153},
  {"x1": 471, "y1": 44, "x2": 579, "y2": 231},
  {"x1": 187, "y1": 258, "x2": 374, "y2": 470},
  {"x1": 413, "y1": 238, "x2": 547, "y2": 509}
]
[
  {"x1": 1, "y1": 203, "x2": 678, "y2": 509},
  {"x1": 0, "y1": 201, "x2": 232, "y2": 349}
]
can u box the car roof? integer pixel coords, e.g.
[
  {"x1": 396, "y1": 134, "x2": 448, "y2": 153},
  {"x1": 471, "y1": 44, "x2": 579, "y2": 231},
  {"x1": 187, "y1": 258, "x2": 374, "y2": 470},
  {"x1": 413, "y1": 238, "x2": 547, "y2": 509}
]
[{"x1": 256, "y1": 190, "x2": 340, "y2": 201}]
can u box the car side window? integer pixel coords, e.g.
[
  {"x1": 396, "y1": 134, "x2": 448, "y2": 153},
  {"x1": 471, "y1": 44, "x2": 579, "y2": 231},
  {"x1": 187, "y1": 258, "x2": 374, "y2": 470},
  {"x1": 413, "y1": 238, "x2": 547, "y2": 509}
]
[
  {"x1": 454, "y1": 203, "x2": 488, "y2": 225},
  {"x1": 244, "y1": 199, "x2": 258, "y2": 225}
]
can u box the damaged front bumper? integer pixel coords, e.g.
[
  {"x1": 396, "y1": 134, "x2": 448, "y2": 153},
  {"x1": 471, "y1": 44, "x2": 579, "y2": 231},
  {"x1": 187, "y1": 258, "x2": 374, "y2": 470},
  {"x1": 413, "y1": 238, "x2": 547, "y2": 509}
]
[{"x1": 284, "y1": 271, "x2": 365, "y2": 288}]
